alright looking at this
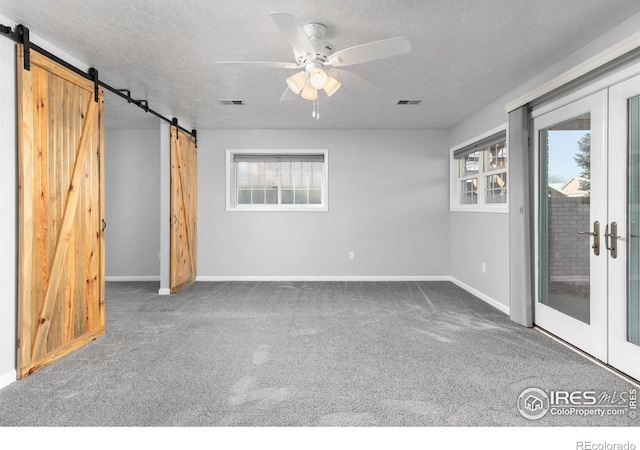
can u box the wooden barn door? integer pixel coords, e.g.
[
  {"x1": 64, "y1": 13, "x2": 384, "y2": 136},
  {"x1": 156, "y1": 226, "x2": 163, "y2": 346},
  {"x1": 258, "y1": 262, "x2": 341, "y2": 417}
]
[
  {"x1": 170, "y1": 126, "x2": 197, "y2": 293},
  {"x1": 17, "y1": 46, "x2": 105, "y2": 378}
]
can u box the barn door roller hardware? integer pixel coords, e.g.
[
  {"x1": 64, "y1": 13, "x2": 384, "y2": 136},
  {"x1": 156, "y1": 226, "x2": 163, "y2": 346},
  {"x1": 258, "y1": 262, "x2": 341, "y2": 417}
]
[
  {"x1": 16, "y1": 24, "x2": 29, "y2": 70},
  {"x1": 0, "y1": 22, "x2": 197, "y2": 138},
  {"x1": 171, "y1": 118, "x2": 198, "y2": 147},
  {"x1": 88, "y1": 67, "x2": 99, "y2": 103},
  {"x1": 1, "y1": 23, "x2": 29, "y2": 70}
]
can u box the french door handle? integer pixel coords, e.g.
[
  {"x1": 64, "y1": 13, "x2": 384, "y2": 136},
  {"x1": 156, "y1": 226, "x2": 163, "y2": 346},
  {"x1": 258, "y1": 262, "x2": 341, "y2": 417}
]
[
  {"x1": 605, "y1": 222, "x2": 620, "y2": 259},
  {"x1": 577, "y1": 220, "x2": 600, "y2": 256}
]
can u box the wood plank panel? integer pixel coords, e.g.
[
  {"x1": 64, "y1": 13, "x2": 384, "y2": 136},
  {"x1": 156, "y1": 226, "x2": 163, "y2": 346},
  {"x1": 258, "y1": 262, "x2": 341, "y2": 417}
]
[
  {"x1": 17, "y1": 45, "x2": 35, "y2": 373},
  {"x1": 169, "y1": 126, "x2": 197, "y2": 294},
  {"x1": 17, "y1": 45, "x2": 105, "y2": 378}
]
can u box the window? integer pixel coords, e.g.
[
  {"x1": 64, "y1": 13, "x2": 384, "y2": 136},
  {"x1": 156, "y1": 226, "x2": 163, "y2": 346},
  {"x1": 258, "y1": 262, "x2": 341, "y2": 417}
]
[
  {"x1": 450, "y1": 126, "x2": 508, "y2": 212},
  {"x1": 226, "y1": 150, "x2": 328, "y2": 211}
]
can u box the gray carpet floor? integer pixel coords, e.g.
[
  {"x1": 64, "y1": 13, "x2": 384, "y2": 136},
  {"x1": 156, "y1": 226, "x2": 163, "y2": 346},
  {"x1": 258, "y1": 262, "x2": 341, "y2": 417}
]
[{"x1": 0, "y1": 281, "x2": 636, "y2": 427}]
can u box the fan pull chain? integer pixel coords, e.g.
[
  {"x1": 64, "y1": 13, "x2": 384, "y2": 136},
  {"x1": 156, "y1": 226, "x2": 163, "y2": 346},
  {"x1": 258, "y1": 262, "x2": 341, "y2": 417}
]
[{"x1": 312, "y1": 97, "x2": 320, "y2": 119}]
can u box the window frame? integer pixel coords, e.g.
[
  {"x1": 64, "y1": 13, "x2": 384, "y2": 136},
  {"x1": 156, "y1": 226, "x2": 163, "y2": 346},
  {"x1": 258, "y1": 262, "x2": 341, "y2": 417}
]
[
  {"x1": 226, "y1": 149, "x2": 329, "y2": 212},
  {"x1": 449, "y1": 124, "x2": 509, "y2": 213}
]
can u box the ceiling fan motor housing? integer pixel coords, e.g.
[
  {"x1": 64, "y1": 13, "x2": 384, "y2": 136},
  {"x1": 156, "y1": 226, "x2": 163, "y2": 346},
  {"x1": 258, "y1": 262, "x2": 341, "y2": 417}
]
[{"x1": 294, "y1": 22, "x2": 334, "y2": 65}]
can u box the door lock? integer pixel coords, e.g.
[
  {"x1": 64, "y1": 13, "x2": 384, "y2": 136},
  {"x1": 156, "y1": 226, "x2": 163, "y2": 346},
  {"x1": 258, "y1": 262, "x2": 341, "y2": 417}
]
[
  {"x1": 578, "y1": 221, "x2": 600, "y2": 256},
  {"x1": 605, "y1": 222, "x2": 620, "y2": 259}
]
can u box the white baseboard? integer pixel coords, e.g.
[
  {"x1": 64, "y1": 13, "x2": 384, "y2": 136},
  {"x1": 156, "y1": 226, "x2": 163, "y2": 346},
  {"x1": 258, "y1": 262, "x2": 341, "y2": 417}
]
[
  {"x1": 0, "y1": 370, "x2": 16, "y2": 390},
  {"x1": 106, "y1": 276, "x2": 160, "y2": 282},
  {"x1": 196, "y1": 275, "x2": 451, "y2": 282},
  {"x1": 158, "y1": 288, "x2": 171, "y2": 296},
  {"x1": 449, "y1": 277, "x2": 510, "y2": 315}
]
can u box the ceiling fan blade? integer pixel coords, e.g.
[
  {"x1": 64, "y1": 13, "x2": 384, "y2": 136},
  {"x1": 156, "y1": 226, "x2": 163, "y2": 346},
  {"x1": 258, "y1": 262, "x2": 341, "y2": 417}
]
[
  {"x1": 280, "y1": 87, "x2": 299, "y2": 101},
  {"x1": 216, "y1": 61, "x2": 302, "y2": 69},
  {"x1": 269, "y1": 12, "x2": 316, "y2": 58},
  {"x1": 330, "y1": 69, "x2": 382, "y2": 96},
  {"x1": 329, "y1": 37, "x2": 411, "y2": 67}
]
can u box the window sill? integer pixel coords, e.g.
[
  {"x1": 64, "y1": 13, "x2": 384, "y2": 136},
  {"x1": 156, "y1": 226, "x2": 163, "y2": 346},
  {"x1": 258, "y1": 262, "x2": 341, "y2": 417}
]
[
  {"x1": 226, "y1": 205, "x2": 328, "y2": 212},
  {"x1": 450, "y1": 205, "x2": 509, "y2": 214}
]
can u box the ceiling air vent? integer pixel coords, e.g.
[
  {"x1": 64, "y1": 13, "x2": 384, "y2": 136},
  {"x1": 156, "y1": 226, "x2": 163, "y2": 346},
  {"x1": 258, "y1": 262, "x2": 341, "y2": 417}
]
[
  {"x1": 397, "y1": 100, "x2": 421, "y2": 105},
  {"x1": 218, "y1": 99, "x2": 244, "y2": 105}
]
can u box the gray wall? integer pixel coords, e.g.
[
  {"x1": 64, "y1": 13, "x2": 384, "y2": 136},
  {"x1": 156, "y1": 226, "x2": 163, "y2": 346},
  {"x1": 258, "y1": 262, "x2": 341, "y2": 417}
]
[
  {"x1": 105, "y1": 128, "x2": 161, "y2": 279},
  {"x1": 450, "y1": 212, "x2": 510, "y2": 306},
  {"x1": 159, "y1": 122, "x2": 171, "y2": 293},
  {"x1": 198, "y1": 129, "x2": 450, "y2": 278},
  {"x1": 448, "y1": 12, "x2": 640, "y2": 311},
  {"x1": 0, "y1": 16, "x2": 17, "y2": 387}
]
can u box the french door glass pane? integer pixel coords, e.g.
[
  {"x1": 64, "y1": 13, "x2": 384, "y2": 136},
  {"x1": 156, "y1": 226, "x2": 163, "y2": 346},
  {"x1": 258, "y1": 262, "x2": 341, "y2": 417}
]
[
  {"x1": 539, "y1": 114, "x2": 591, "y2": 324},
  {"x1": 628, "y1": 96, "x2": 640, "y2": 346}
]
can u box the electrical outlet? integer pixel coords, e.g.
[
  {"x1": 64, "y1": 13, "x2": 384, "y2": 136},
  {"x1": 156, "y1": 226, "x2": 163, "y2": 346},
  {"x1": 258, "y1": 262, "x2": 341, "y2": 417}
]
[
  {"x1": 482, "y1": 262, "x2": 486, "y2": 274},
  {"x1": 349, "y1": 251, "x2": 355, "y2": 260}
]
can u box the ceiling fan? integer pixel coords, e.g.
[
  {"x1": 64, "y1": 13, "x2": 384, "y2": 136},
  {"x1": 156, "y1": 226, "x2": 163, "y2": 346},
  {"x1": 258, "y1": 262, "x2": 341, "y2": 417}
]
[{"x1": 216, "y1": 12, "x2": 411, "y2": 118}]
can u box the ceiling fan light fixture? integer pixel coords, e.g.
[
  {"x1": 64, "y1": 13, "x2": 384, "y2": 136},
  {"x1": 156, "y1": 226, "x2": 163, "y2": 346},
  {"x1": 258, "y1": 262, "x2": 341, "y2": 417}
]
[
  {"x1": 286, "y1": 71, "x2": 307, "y2": 95},
  {"x1": 323, "y1": 75, "x2": 341, "y2": 97},
  {"x1": 300, "y1": 84, "x2": 318, "y2": 100},
  {"x1": 309, "y1": 68, "x2": 329, "y2": 89}
]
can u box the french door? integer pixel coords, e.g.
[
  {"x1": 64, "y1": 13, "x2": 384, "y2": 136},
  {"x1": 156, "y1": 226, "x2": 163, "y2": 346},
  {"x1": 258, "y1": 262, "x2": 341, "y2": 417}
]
[
  {"x1": 608, "y1": 75, "x2": 640, "y2": 380},
  {"x1": 534, "y1": 76, "x2": 640, "y2": 381}
]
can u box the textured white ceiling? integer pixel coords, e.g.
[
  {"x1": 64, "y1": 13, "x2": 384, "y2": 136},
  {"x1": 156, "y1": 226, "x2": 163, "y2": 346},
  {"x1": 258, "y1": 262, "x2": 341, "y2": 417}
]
[{"x1": 0, "y1": 0, "x2": 638, "y2": 129}]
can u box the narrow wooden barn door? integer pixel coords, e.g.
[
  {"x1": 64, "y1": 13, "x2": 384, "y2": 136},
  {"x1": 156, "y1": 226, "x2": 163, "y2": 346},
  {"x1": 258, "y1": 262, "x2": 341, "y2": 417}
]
[
  {"x1": 169, "y1": 126, "x2": 197, "y2": 293},
  {"x1": 17, "y1": 45, "x2": 105, "y2": 378}
]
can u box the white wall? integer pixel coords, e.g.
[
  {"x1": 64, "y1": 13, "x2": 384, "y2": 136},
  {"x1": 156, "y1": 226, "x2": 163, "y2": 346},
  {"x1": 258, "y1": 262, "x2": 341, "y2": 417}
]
[
  {"x1": 198, "y1": 129, "x2": 450, "y2": 279},
  {"x1": 448, "y1": 12, "x2": 640, "y2": 311},
  {"x1": 105, "y1": 128, "x2": 161, "y2": 280}
]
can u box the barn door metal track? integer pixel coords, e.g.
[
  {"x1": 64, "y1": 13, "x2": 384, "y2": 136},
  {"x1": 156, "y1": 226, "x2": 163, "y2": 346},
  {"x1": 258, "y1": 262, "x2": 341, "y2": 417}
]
[{"x1": 1, "y1": 23, "x2": 197, "y2": 139}]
